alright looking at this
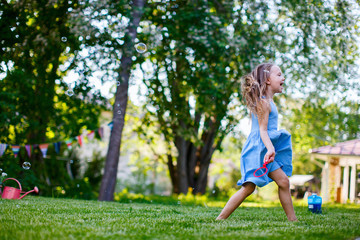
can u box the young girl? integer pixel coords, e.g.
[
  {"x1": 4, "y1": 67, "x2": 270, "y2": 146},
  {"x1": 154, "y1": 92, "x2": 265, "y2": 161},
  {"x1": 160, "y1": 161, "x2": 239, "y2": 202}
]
[{"x1": 216, "y1": 63, "x2": 298, "y2": 221}]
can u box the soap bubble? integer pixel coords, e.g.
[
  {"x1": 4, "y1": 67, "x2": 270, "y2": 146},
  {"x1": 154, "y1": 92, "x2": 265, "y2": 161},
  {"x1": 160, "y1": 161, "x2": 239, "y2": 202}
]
[
  {"x1": 65, "y1": 89, "x2": 74, "y2": 97},
  {"x1": 22, "y1": 162, "x2": 31, "y2": 170},
  {"x1": 212, "y1": 190, "x2": 216, "y2": 194},
  {"x1": 117, "y1": 110, "x2": 122, "y2": 114},
  {"x1": 116, "y1": 81, "x2": 120, "y2": 86},
  {"x1": 135, "y1": 43, "x2": 147, "y2": 53},
  {"x1": 61, "y1": 37, "x2": 67, "y2": 42},
  {"x1": 77, "y1": 184, "x2": 80, "y2": 188},
  {"x1": 2, "y1": 172, "x2": 7, "y2": 178}
]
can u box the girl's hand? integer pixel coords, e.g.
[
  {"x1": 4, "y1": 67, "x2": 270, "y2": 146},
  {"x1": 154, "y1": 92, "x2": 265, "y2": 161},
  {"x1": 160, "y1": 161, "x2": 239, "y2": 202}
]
[{"x1": 264, "y1": 148, "x2": 275, "y2": 164}]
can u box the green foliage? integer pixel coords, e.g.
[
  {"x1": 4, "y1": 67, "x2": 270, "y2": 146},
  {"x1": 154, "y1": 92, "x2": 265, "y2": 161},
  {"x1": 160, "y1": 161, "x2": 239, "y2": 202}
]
[
  {"x1": 283, "y1": 96, "x2": 360, "y2": 176},
  {"x1": 1, "y1": 0, "x2": 359, "y2": 198},
  {"x1": 1, "y1": 197, "x2": 360, "y2": 239},
  {"x1": 83, "y1": 151, "x2": 105, "y2": 194},
  {"x1": 0, "y1": 145, "x2": 104, "y2": 200},
  {"x1": 0, "y1": 0, "x2": 107, "y2": 199},
  {"x1": 130, "y1": 0, "x2": 360, "y2": 193},
  {"x1": 114, "y1": 188, "x2": 209, "y2": 206}
]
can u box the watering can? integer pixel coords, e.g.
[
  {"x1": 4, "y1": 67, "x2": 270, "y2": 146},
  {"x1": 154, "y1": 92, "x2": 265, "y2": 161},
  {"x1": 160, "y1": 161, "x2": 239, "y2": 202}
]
[{"x1": 1, "y1": 178, "x2": 39, "y2": 199}]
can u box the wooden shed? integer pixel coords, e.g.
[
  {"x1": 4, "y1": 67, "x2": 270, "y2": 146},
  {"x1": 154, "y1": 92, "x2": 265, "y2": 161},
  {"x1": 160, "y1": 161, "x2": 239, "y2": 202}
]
[{"x1": 310, "y1": 139, "x2": 360, "y2": 203}]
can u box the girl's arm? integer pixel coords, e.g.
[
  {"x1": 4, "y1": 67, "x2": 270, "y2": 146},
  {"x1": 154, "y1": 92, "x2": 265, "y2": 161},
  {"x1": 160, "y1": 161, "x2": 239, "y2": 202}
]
[{"x1": 258, "y1": 102, "x2": 275, "y2": 164}]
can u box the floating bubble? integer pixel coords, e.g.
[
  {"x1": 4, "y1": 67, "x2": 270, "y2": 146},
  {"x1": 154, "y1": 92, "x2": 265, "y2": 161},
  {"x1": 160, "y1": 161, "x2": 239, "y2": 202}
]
[
  {"x1": 70, "y1": 160, "x2": 73, "y2": 164},
  {"x1": 77, "y1": 184, "x2": 80, "y2": 188},
  {"x1": 212, "y1": 190, "x2": 216, "y2": 194},
  {"x1": 135, "y1": 43, "x2": 147, "y2": 53},
  {"x1": 2, "y1": 172, "x2": 7, "y2": 178},
  {"x1": 117, "y1": 110, "x2": 122, "y2": 114},
  {"x1": 116, "y1": 81, "x2": 120, "y2": 86},
  {"x1": 22, "y1": 162, "x2": 31, "y2": 170},
  {"x1": 65, "y1": 89, "x2": 74, "y2": 97},
  {"x1": 61, "y1": 37, "x2": 67, "y2": 42}
]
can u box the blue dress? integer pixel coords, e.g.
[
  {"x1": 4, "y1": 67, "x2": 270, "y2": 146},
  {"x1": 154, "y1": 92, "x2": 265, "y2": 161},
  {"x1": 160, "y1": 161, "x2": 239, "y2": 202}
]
[{"x1": 237, "y1": 100, "x2": 293, "y2": 187}]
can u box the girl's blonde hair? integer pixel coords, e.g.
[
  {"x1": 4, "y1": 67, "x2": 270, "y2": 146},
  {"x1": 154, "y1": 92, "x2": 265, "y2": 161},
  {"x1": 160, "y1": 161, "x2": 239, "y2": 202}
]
[{"x1": 241, "y1": 63, "x2": 274, "y2": 118}]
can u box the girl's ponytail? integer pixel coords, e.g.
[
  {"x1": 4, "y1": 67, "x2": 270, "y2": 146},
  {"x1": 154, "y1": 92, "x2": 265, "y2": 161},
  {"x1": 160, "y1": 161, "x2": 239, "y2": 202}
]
[{"x1": 241, "y1": 63, "x2": 274, "y2": 118}]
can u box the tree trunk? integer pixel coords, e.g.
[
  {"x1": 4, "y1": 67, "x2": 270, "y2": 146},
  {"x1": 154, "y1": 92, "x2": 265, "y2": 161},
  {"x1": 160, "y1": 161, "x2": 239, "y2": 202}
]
[
  {"x1": 171, "y1": 111, "x2": 226, "y2": 194},
  {"x1": 175, "y1": 135, "x2": 189, "y2": 194},
  {"x1": 98, "y1": 0, "x2": 145, "y2": 201},
  {"x1": 167, "y1": 153, "x2": 179, "y2": 194}
]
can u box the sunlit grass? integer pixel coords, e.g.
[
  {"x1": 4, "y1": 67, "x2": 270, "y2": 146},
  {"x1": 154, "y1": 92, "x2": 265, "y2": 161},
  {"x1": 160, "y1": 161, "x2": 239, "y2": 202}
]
[{"x1": 0, "y1": 196, "x2": 359, "y2": 240}]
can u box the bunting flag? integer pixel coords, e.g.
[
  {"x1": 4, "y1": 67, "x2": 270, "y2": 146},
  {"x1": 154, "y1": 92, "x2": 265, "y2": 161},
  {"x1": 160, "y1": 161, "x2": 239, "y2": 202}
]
[
  {"x1": 87, "y1": 130, "x2": 95, "y2": 141},
  {"x1": 65, "y1": 139, "x2": 73, "y2": 150},
  {"x1": 0, "y1": 122, "x2": 111, "y2": 158},
  {"x1": 77, "y1": 135, "x2": 83, "y2": 147},
  {"x1": 25, "y1": 145, "x2": 32, "y2": 157},
  {"x1": 98, "y1": 127, "x2": 104, "y2": 139},
  {"x1": 0, "y1": 143, "x2": 8, "y2": 157},
  {"x1": 11, "y1": 145, "x2": 21, "y2": 158},
  {"x1": 53, "y1": 142, "x2": 61, "y2": 154},
  {"x1": 39, "y1": 144, "x2": 49, "y2": 158}
]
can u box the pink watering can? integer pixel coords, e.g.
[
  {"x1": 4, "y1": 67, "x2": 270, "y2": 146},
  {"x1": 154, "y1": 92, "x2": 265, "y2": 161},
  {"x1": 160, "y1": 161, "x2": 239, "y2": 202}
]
[{"x1": 1, "y1": 178, "x2": 39, "y2": 199}]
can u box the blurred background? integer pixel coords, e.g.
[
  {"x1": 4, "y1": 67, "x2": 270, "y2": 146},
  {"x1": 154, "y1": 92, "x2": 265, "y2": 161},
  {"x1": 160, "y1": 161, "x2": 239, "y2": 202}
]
[{"x1": 0, "y1": 0, "x2": 359, "y2": 203}]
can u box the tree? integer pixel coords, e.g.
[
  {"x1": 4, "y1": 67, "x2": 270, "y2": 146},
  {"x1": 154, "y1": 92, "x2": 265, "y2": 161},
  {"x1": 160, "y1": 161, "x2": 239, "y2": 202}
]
[
  {"x1": 98, "y1": 0, "x2": 146, "y2": 201},
  {"x1": 135, "y1": 0, "x2": 359, "y2": 194},
  {"x1": 283, "y1": 96, "x2": 360, "y2": 176},
  {"x1": 0, "y1": 0, "x2": 106, "y2": 194}
]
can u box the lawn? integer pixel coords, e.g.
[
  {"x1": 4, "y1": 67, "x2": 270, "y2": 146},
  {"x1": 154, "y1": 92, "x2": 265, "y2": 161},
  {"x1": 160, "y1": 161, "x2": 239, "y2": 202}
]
[{"x1": 0, "y1": 196, "x2": 359, "y2": 240}]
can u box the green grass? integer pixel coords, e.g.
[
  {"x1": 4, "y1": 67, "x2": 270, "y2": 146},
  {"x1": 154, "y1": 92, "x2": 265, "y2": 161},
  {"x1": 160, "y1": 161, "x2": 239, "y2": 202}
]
[{"x1": 0, "y1": 196, "x2": 359, "y2": 240}]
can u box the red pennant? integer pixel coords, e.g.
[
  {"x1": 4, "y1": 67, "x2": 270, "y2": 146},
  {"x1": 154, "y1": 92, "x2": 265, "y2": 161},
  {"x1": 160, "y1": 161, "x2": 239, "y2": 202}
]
[{"x1": 77, "y1": 135, "x2": 83, "y2": 147}]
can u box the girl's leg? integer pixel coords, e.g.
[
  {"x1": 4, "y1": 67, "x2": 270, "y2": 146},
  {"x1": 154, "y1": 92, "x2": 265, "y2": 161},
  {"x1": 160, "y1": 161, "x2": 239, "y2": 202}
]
[
  {"x1": 216, "y1": 182, "x2": 256, "y2": 220},
  {"x1": 268, "y1": 168, "x2": 298, "y2": 221}
]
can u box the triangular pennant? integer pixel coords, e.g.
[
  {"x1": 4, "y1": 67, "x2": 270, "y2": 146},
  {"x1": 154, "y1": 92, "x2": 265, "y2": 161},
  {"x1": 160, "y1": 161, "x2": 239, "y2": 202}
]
[
  {"x1": 65, "y1": 139, "x2": 73, "y2": 150},
  {"x1": 53, "y1": 142, "x2": 61, "y2": 154},
  {"x1": 87, "y1": 130, "x2": 95, "y2": 141},
  {"x1": 11, "y1": 145, "x2": 21, "y2": 158},
  {"x1": 98, "y1": 127, "x2": 104, "y2": 140},
  {"x1": 108, "y1": 122, "x2": 113, "y2": 130},
  {"x1": 39, "y1": 144, "x2": 49, "y2": 158},
  {"x1": 25, "y1": 145, "x2": 32, "y2": 157},
  {"x1": 0, "y1": 143, "x2": 8, "y2": 157},
  {"x1": 77, "y1": 135, "x2": 83, "y2": 147}
]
